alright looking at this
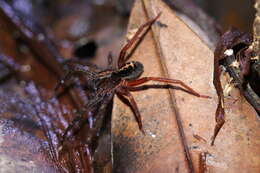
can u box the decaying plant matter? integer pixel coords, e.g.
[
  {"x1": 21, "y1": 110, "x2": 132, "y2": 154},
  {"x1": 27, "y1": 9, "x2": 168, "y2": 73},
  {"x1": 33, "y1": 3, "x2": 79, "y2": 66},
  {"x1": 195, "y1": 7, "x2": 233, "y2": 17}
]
[{"x1": 212, "y1": 28, "x2": 259, "y2": 145}]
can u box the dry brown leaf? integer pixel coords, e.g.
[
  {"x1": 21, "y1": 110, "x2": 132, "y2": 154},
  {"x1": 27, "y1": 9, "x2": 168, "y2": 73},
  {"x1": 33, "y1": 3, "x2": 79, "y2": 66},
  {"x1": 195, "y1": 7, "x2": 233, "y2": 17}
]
[{"x1": 112, "y1": 1, "x2": 260, "y2": 173}]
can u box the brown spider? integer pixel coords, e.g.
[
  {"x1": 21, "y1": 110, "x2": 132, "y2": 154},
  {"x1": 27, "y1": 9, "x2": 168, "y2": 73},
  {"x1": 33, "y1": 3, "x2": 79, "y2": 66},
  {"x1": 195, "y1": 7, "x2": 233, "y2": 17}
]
[{"x1": 56, "y1": 12, "x2": 210, "y2": 141}]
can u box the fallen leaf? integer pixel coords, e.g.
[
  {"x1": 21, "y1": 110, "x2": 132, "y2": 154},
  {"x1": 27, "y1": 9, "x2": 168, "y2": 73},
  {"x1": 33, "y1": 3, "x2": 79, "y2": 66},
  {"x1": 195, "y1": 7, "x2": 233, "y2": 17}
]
[{"x1": 112, "y1": 1, "x2": 260, "y2": 173}]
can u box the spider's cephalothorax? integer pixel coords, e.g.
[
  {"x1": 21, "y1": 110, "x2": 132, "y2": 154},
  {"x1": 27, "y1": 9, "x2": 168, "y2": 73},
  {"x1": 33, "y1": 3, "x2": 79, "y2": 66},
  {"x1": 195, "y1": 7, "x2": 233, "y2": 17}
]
[
  {"x1": 112, "y1": 61, "x2": 143, "y2": 80},
  {"x1": 96, "y1": 61, "x2": 143, "y2": 81}
]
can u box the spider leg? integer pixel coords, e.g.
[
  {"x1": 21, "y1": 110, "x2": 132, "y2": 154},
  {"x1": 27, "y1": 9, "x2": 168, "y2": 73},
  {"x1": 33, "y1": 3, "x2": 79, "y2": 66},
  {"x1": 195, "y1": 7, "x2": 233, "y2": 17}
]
[
  {"x1": 61, "y1": 88, "x2": 110, "y2": 143},
  {"x1": 116, "y1": 86, "x2": 145, "y2": 134},
  {"x1": 61, "y1": 114, "x2": 84, "y2": 144},
  {"x1": 61, "y1": 104, "x2": 96, "y2": 144},
  {"x1": 55, "y1": 72, "x2": 73, "y2": 91},
  {"x1": 117, "y1": 12, "x2": 161, "y2": 68},
  {"x1": 55, "y1": 62, "x2": 97, "y2": 91},
  {"x1": 127, "y1": 77, "x2": 210, "y2": 98}
]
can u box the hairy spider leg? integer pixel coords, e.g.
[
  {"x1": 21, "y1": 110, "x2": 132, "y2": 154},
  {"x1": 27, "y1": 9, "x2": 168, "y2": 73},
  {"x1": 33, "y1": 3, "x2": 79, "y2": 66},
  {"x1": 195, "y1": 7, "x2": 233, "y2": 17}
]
[
  {"x1": 115, "y1": 77, "x2": 210, "y2": 133},
  {"x1": 55, "y1": 62, "x2": 97, "y2": 91},
  {"x1": 55, "y1": 72, "x2": 74, "y2": 91},
  {"x1": 116, "y1": 85, "x2": 145, "y2": 134},
  {"x1": 127, "y1": 77, "x2": 211, "y2": 98},
  {"x1": 61, "y1": 113, "x2": 85, "y2": 144},
  {"x1": 61, "y1": 88, "x2": 114, "y2": 143},
  {"x1": 61, "y1": 99, "x2": 102, "y2": 144},
  {"x1": 117, "y1": 12, "x2": 162, "y2": 68}
]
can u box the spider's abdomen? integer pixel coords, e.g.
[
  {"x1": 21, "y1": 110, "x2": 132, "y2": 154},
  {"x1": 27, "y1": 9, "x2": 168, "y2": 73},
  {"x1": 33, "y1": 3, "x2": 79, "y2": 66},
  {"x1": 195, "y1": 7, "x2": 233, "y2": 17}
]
[{"x1": 113, "y1": 61, "x2": 143, "y2": 80}]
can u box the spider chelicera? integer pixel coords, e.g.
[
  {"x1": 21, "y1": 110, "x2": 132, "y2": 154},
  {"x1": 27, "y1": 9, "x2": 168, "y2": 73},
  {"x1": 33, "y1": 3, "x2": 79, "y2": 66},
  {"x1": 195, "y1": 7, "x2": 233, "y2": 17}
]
[{"x1": 56, "y1": 12, "x2": 210, "y2": 141}]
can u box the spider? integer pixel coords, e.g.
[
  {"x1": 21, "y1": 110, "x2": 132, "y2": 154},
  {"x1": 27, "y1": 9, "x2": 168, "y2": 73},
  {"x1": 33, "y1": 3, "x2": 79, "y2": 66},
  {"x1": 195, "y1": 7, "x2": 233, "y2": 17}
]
[{"x1": 56, "y1": 12, "x2": 210, "y2": 142}]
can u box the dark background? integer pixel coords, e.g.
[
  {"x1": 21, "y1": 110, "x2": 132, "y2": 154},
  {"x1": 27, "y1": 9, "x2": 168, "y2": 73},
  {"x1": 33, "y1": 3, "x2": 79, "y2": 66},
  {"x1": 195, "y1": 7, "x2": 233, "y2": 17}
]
[
  {"x1": 8, "y1": 0, "x2": 254, "y2": 63},
  {"x1": 195, "y1": 0, "x2": 254, "y2": 32}
]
